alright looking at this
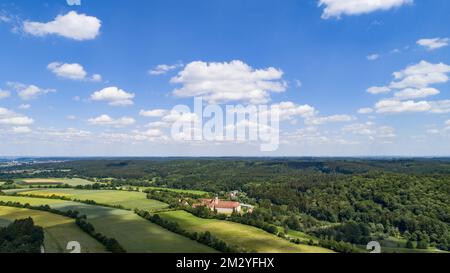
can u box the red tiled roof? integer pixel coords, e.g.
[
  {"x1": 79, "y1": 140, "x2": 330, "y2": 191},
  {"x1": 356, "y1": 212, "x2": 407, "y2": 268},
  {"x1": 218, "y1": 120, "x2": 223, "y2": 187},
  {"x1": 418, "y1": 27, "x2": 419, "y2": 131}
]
[
  {"x1": 212, "y1": 200, "x2": 240, "y2": 209},
  {"x1": 195, "y1": 199, "x2": 240, "y2": 209}
]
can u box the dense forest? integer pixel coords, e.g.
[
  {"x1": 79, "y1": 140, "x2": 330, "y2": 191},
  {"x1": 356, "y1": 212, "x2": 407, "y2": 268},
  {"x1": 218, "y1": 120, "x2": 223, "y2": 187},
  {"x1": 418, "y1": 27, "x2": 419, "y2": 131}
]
[
  {"x1": 1, "y1": 158, "x2": 450, "y2": 250},
  {"x1": 0, "y1": 218, "x2": 44, "y2": 253}
]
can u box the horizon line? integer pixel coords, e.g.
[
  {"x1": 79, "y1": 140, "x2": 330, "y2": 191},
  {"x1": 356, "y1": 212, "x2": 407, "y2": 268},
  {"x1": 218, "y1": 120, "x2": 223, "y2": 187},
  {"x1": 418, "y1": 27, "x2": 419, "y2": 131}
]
[{"x1": 2, "y1": 156, "x2": 450, "y2": 159}]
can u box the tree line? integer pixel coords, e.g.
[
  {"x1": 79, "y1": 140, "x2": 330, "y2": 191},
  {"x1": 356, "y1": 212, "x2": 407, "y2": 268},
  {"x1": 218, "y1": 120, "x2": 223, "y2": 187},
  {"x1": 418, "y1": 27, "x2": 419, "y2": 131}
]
[
  {"x1": 0, "y1": 201, "x2": 126, "y2": 253},
  {"x1": 0, "y1": 218, "x2": 44, "y2": 253},
  {"x1": 135, "y1": 209, "x2": 247, "y2": 253}
]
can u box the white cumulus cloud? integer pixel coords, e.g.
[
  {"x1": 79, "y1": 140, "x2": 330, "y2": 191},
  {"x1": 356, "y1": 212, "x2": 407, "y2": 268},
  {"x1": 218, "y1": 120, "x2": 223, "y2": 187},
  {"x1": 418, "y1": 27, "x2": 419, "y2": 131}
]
[
  {"x1": 342, "y1": 122, "x2": 396, "y2": 139},
  {"x1": 367, "y1": 86, "x2": 391, "y2": 94},
  {"x1": 393, "y1": 87, "x2": 440, "y2": 100},
  {"x1": 11, "y1": 126, "x2": 32, "y2": 134},
  {"x1": 88, "y1": 114, "x2": 135, "y2": 127},
  {"x1": 271, "y1": 101, "x2": 317, "y2": 121},
  {"x1": 0, "y1": 107, "x2": 34, "y2": 126},
  {"x1": 139, "y1": 109, "x2": 168, "y2": 117},
  {"x1": 91, "y1": 87, "x2": 135, "y2": 106},
  {"x1": 23, "y1": 11, "x2": 101, "y2": 41},
  {"x1": 319, "y1": 0, "x2": 412, "y2": 19},
  {"x1": 390, "y1": 60, "x2": 450, "y2": 89},
  {"x1": 367, "y1": 61, "x2": 450, "y2": 114},
  {"x1": 417, "y1": 38, "x2": 449, "y2": 51},
  {"x1": 91, "y1": 74, "x2": 102, "y2": 82},
  {"x1": 7, "y1": 82, "x2": 55, "y2": 100},
  {"x1": 149, "y1": 63, "x2": 183, "y2": 75},
  {"x1": 47, "y1": 62, "x2": 86, "y2": 80},
  {"x1": 67, "y1": 0, "x2": 81, "y2": 6},
  {"x1": 429, "y1": 100, "x2": 450, "y2": 114},
  {"x1": 260, "y1": 101, "x2": 353, "y2": 126},
  {"x1": 47, "y1": 62, "x2": 102, "y2": 81},
  {"x1": 375, "y1": 100, "x2": 431, "y2": 113},
  {"x1": 170, "y1": 60, "x2": 287, "y2": 104}
]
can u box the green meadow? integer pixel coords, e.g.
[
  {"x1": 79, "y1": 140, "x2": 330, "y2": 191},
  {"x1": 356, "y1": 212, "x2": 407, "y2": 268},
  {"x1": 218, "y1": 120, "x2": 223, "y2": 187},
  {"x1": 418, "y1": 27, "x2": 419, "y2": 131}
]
[
  {"x1": 0, "y1": 206, "x2": 107, "y2": 253},
  {"x1": 19, "y1": 189, "x2": 169, "y2": 211},
  {"x1": 159, "y1": 210, "x2": 334, "y2": 253},
  {"x1": 276, "y1": 226, "x2": 320, "y2": 244},
  {"x1": 0, "y1": 196, "x2": 215, "y2": 253},
  {"x1": 16, "y1": 178, "x2": 96, "y2": 186},
  {"x1": 88, "y1": 213, "x2": 218, "y2": 253}
]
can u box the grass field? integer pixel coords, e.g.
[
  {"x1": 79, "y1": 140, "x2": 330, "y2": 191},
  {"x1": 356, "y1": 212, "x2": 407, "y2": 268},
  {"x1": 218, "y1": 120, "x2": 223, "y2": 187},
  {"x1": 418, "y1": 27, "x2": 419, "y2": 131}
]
[
  {"x1": 88, "y1": 213, "x2": 217, "y2": 253},
  {"x1": 0, "y1": 206, "x2": 107, "y2": 253},
  {"x1": 2, "y1": 188, "x2": 50, "y2": 195},
  {"x1": 159, "y1": 210, "x2": 334, "y2": 253},
  {"x1": 16, "y1": 178, "x2": 96, "y2": 186},
  {"x1": 276, "y1": 226, "x2": 320, "y2": 244},
  {"x1": 18, "y1": 189, "x2": 169, "y2": 211},
  {"x1": 0, "y1": 195, "x2": 215, "y2": 253}
]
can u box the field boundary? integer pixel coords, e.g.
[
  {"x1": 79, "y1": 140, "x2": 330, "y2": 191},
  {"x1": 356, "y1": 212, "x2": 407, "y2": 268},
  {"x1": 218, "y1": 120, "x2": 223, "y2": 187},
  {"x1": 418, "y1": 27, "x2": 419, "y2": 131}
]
[
  {"x1": 1, "y1": 193, "x2": 217, "y2": 252},
  {"x1": 0, "y1": 200, "x2": 125, "y2": 253},
  {"x1": 16, "y1": 192, "x2": 131, "y2": 211}
]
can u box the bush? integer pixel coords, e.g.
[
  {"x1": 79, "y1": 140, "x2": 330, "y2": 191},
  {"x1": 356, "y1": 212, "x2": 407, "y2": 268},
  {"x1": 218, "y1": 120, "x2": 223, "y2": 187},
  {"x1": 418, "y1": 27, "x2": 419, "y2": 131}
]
[
  {"x1": 0, "y1": 201, "x2": 126, "y2": 253},
  {"x1": 417, "y1": 240, "x2": 429, "y2": 249}
]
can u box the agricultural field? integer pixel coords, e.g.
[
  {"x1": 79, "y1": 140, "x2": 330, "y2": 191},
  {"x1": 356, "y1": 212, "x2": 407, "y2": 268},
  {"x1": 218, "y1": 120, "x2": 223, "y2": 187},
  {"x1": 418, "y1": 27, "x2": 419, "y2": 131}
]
[
  {"x1": 276, "y1": 226, "x2": 320, "y2": 244},
  {"x1": 2, "y1": 188, "x2": 47, "y2": 195},
  {"x1": 89, "y1": 213, "x2": 218, "y2": 253},
  {"x1": 159, "y1": 210, "x2": 334, "y2": 253},
  {"x1": 15, "y1": 178, "x2": 96, "y2": 186},
  {"x1": 18, "y1": 189, "x2": 169, "y2": 211},
  {"x1": 0, "y1": 206, "x2": 107, "y2": 253},
  {"x1": 0, "y1": 195, "x2": 215, "y2": 253}
]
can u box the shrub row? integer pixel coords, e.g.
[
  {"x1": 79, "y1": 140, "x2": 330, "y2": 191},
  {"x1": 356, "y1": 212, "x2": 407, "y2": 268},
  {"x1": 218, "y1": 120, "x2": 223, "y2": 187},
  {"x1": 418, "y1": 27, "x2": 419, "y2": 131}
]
[
  {"x1": 75, "y1": 218, "x2": 126, "y2": 253},
  {"x1": 17, "y1": 193, "x2": 127, "y2": 210},
  {"x1": 135, "y1": 209, "x2": 247, "y2": 253},
  {"x1": 0, "y1": 201, "x2": 126, "y2": 253}
]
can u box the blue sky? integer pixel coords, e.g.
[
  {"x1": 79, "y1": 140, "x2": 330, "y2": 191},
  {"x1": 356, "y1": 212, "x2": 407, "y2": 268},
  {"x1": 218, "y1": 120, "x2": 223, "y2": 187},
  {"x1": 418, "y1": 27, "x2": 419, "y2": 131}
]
[{"x1": 0, "y1": 0, "x2": 449, "y2": 156}]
